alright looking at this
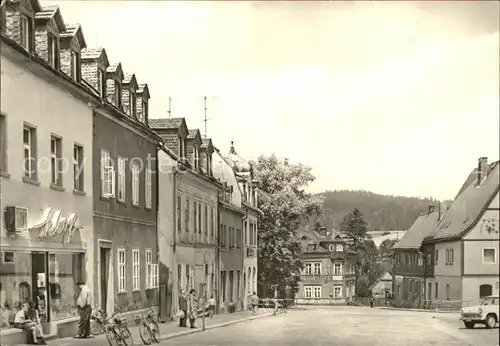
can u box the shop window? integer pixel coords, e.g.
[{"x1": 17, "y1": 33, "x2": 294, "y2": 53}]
[{"x1": 48, "y1": 253, "x2": 85, "y2": 321}]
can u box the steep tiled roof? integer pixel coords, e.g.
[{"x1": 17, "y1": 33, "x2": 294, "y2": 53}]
[
  {"x1": 148, "y1": 118, "x2": 183, "y2": 129},
  {"x1": 81, "y1": 47, "x2": 105, "y2": 60},
  {"x1": 187, "y1": 129, "x2": 199, "y2": 139},
  {"x1": 60, "y1": 24, "x2": 78, "y2": 38},
  {"x1": 35, "y1": 6, "x2": 65, "y2": 32},
  {"x1": 392, "y1": 210, "x2": 440, "y2": 250},
  {"x1": 424, "y1": 161, "x2": 499, "y2": 243}
]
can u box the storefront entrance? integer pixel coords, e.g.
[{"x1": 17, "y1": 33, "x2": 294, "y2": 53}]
[
  {"x1": 31, "y1": 252, "x2": 48, "y2": 322},
  {"x1": 100, "y1": 247, "x2": 110, "y2": 313}
]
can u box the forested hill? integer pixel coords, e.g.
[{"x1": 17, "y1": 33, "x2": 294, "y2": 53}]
[{"x1": 313, "y1": 190, "x2": 440, "y2": 232}]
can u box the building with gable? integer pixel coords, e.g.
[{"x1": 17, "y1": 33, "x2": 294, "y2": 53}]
[
  {"x1": 212, "y1": 144, "x2": 245, "y2": 312},
  {"x1": 391, "y1": 207, "x2": 441, "y2": 308},
  {"x1": 1, "y1": 0, "x2": 96, "y2": 340},
  {"x1": 296, "y1": 226, "x2": 357, "y2": 304},
  {"x1": 420, "y1": 157, "x2": 499, "y2": 306},
  {"x1": 150, "y1": 118, "x2": 222, "y2": 319},
  {"x1": 222, "y1": 142, "x2": 260, "y2": 310}
]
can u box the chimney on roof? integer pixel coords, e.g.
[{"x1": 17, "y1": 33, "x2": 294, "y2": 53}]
[
  {"x1": 477, "y1": 157, "x2": 488, "y2": 186},
  {"x1": 428, "y1": 205, "x2": 435, "y2": 214}
]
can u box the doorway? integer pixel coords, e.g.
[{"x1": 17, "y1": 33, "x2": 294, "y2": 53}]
[
  {"x1": 479, "y1": 284, "x2": 493, "y2": 299},
  {"x1": 100, "y1": 247, "x2": 110, "y2": 313},
  {"x1": 31, "y1": 252, "x2": 48, "y2": 322}
]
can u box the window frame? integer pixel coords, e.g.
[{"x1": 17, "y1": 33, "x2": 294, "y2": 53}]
[
  {"x1": 145, "y1": 249, "x2": 155, "y2": 289},
  {"x1": 50, "y1": 135, "x2": 62, "y2": 187},
  {"x1": 145, "y1": 167, "x2": 152, "y2": 209},
  {"x1": 117, "y1": 157, "x2": 126, "y2": 202},
  {"x1": 313, "y1": 286, "x2": 321, "y2": 298},
  {"x1": 20, "y1": 14, "x2": 32, "y2": 51},
  {"x1": 132, "y1": 162, "x2": 140, "y2": 206},
  {"x1": 115, "y1": 80, "x2": 121, "y2": 108},
  {"x1": 177, "y1": 196, "x2": 182, "y2": 233},
  {"x1": 333, "y1": 285, "x2": 342, "y2": 298},
  {"x1": 47, "y1": 33, "x2": 58, "y2": 69},
  {"x1": 23, "y1": 125, "x2": 36, "y2": 180},
  {"x1": 482, "y1": 248, "x2": 497, "y2": 264},
  {"x1": 185, "y1": 197, "x2": 190, "y2": 232},
  {"x1": 304, "y1": 286, "x2": 312, "y2": 298},
  {"x1": 73, "y1": 144, "x2": 84, "y2": 191},
  {"x1": 101, "y1": 150, "x2": 115, "y2": 198},
  {"x1": 117, "y1": 248, "x2": 126, "y2": 293},
  {"x1": 333, "y1": 263, "x2": 342, "y2": 275},
  {"x1": 0, "y1": 114, "x2": 7, "y2": 174},
  {"x1": 336, "y1": 244, "x2": 343, "y2": 252},
  {"x1": 132, "y1": 249, "x2": 140, "y2": 291},
  {"x1": 71, "y1": 50, "x2": 80, "y2": 81},
  {"x1": 313, "y1": 263, "x2": 321, "y2": 275}
]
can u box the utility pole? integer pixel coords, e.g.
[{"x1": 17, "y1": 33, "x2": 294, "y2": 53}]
[{"x1": 168, "y1": 97, "x2": 172, "y2": 118}]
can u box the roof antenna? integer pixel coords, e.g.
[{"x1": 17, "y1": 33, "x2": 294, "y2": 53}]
[{"x1": 168, "y1": 97, "x2": 172, "y2": 118}]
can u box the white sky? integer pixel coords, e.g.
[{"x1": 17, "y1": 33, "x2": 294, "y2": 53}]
[{"x1": 46, "y1": 1, "x2": 499, "y2": 200}]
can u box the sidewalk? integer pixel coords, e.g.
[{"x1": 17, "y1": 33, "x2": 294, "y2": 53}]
[
  {"x1": 40, "y1": 309, "x2": 273, "y2": 346},
  {"x1": 380, "y1": 306, "x2": 460, "y2": 314}
]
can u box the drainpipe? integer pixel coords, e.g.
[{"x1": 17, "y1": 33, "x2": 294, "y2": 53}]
[{"x1": 216, "y1": 200, "x2": 221, "y2": 314}]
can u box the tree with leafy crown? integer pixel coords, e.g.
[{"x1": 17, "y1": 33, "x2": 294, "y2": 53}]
[
  {"x1": 339, "y1": 208, "x2": 370, "y2": 250},
  {"x1": 254, "y1": 154, "x2": 323, "y2": 296}
]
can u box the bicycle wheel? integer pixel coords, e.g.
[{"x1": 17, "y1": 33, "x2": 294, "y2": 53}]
[
  {"x1": 121, "y1": 326, "x2": 134, "y2": 346},
  {"x1": 91, "y1": 319, "x2": 103, "y2": 335},
  {"x1": 149, "y1": 321, "x2": 160, "y2": 343},
  {"x1": 105, "y1": 328, "x2": 119, "y2": 346},
  {"x1": 139, "y1": 324, "x2": 152, "y2": 345}
]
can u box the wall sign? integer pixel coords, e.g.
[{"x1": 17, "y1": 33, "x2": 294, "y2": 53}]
[{"x1": 30, "y1": 207, "x2": 83, "y2": 244}]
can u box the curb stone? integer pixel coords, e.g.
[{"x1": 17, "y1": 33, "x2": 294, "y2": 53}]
[
  {"x1": 160, "y1": 312, "x2": 274, "y2": 341},
  {"x1": 380, "y1": 307, "x2": 459, "y2": 314}
]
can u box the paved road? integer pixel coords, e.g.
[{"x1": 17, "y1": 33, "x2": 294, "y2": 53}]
[{"x1": 160, "y1": 306, "x2": 499, "y2": 346}]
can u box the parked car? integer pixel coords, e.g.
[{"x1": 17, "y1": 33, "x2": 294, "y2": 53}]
[{"x1": 460, "y1": 295, "x2": 499, "y2": 329}]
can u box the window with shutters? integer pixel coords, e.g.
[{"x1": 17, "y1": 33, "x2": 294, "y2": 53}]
[
  {"x1": 132, "y1": 249, "x2": 140, "y2": 291},
  {"x1": 117, "y1": 157, "x2": 126, "y2": 202},
  {"x1": 117, "y1": 248, "x2": 126, "y2": 292},
  {"x1": 132, "y1": 163, "x2": 140, "y2": 205},
  {"x1": 101, "y1": 150, "x2": 115, "y2": 198}
]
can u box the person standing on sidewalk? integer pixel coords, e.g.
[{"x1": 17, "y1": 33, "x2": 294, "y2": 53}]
[
  {"x1": 207, "y1": 294, "x2": 216, "y2": 318},
  {"x1": 370, "y1": 296, "x2": 375, "y2": 308},
  {"x1": 251, "y1": 292, "x2": 259, "y2": 315},
  {"x1": 178, "y1": 289, "x2": 188, "y2": 328},
  {"x1": 187, "y1": 289, "x2": 199, "y2": 328},
  {"x1": 74, "y1": 281, "x2": 92, "y2": 339}
]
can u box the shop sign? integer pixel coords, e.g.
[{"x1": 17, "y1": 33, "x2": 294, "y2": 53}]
[{"x1": 31, "y1": 207, "x2": 83, "y2": 244}]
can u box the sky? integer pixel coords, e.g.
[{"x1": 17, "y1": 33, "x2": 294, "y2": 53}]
[{"x1": 45, "y1": 1, "x2": 499, "y2": 200}]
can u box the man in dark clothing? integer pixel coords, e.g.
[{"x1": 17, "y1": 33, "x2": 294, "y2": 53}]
[
  {"x1": 178, "y1": 289, "x2": 188, "y2": 328},
  {"x1": 74, "y1": 281, "x2": 92, "y2": 338}
]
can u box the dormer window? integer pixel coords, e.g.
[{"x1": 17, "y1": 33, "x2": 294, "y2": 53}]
[
  {"x1": 141, "y1": 100, "x2": 148, "y2": 122},
  {"x1": 71, "y1": 50, "x2": 80, "y2": 81},
  {"x1": 97, "y1": 69, "x2": 105, "y2": 96},
  {"x1": 20, "y1": 15, "x2": 32, "y2": 51},
  {"x1": 329, "y1": 245, "x2": 334, "y2": 251},
  {"x1": 207, "y1": 153, "x2": 212, "y2": 176},
  {"x1": 129, "y1": 92, "x2": 136, "y2": 117},
  {"x1": 336, "y1": 244, "x2": 344, "y2": 252},
  {"x1": 179, "y1": 137, "x2": 185, "y2": 158},
  {"x1": 114, "y1": 81, "x2": 121, "y2": 108},
  {"x1": 47, "y1": 34, "x2": 58, "y2": 68},
  {"x1": 193, "y1": 145, "x2": 200, "y2": 169}
]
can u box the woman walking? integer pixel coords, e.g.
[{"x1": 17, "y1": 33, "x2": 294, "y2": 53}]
[{"x1": 187, "y1": 289, "x2": 198, "y2": 329}]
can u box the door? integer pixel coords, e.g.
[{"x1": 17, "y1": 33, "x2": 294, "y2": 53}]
[
  {"x1": 479, "y1": 284, "x2": 493, "y2": 299},
  {"x1": 100, "y1": 247, "x2": 110, "y2": 313},
  {"x1": 31, "y1": 252, "x2": 48, "y2": 321}
]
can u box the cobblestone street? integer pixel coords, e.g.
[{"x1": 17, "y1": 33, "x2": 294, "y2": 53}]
[{"x1": 159, "y1": 306, "x2": 499, "y2": 346}]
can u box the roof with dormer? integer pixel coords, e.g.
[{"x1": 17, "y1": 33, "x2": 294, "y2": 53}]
[
  {"x1": 423, "y1": 160, "x2": 499, "y2": 243},
  {"x1": 123, "y1": 73, "x2": 138, "y2": 88},
  {"x1": 392, "y1": 210, "x2": 440, "y2": 250},
  {"x1": 223, "y1": 141, "x2": 252, "y2": 174},
  {"x1": 149, "y1": 118, "x2": 181, "y2": 129},
  {"x1": 35, "y1": 6, "x2": 65, "y2": 32},
  {"x1": 137, "y1": 84, "x2": 150, "y2": 99},
  {"x1": 106, "y1": 63, "x2": 124, "y2": 79},
  {"x1": 59, "y1": 24, "x2": 86, "y2": 49}
]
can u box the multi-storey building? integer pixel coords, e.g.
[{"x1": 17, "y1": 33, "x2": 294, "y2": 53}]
[
  {"x1": 421, "y1": 157, "x2": 499, "y2": 307},
  {"x1": 296, "y1": 227, "x2": 357, "y2": 304},
  {"x1": 212, "y1": 147, "x2": 245, "y2": 312},
  {"x1": 222, "y1": 142, "x2": 259, "y2": 309},
  {"x1": 1, "y1": 1, "x2": 95, "y2": 341},
  {"x1": 80, "y1": 46, "x2": 160, "y2": 316},
  {"x1": 150, "y1": 118, "x2": 221, "y2": 318},
  {"x1": 392, "y1": 207, "x2": 440, "y2": 308}
]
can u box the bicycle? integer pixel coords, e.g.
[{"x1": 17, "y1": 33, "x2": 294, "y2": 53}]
[
  {"x1": 137, "y1": 310, "x2": 160, "y2": 345},
  {"x1": 90, "y1": 309, "x2": 107, "y2": 335},
  {"x1": 105, "y1": 312, "x2": 134, "y2": 346}
]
